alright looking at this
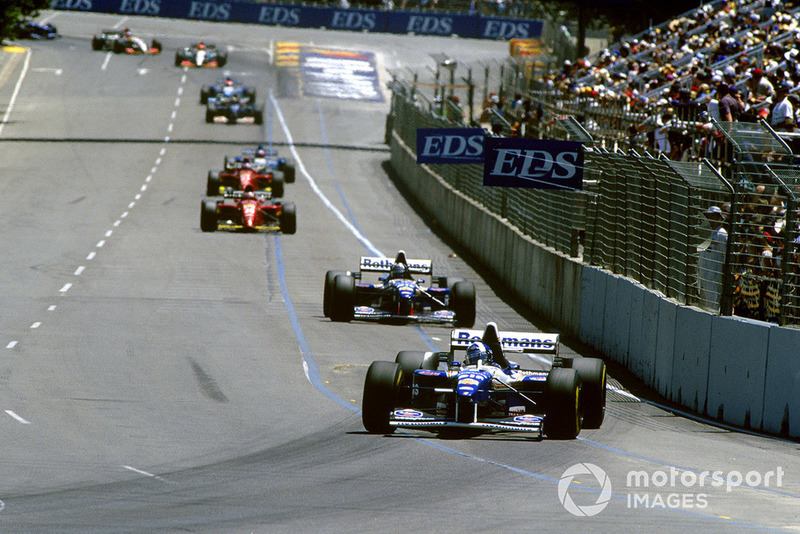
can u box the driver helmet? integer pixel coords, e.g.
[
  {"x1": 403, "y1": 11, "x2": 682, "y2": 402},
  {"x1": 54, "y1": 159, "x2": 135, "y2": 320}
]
[
  {"x1": 244, "y1": 191, "x2": 256, "y2": 200},
  {"x1": 225, "y1": 77, "x2": 233, "y2": 86},
  {"x1": 197, "y1": 42, "x2": 205, "y2": 49},
  {"x1": 256, "y1": 148, "x2": 266, "y2": 157},
  {"x1": 242, "y1": 161, "x2": 252, "y2": 169},
  {"x1": 465, "y1": 342, "x2": 492, "y2": 366},
  {"x1": 391, "y1": 263, "x2": 408, "y2": 279}
]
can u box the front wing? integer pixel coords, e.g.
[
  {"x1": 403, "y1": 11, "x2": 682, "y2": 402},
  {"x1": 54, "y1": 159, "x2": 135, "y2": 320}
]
[
  {"x1": 390, "y1": 408, "x2": 543, "y2": 436},
  {"x1": 353, "y1": 306, "x2": 456, "y2": 324}
]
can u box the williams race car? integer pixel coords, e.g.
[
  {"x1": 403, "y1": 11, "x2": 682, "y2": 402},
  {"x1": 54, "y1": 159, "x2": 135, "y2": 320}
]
[
  {"x1": 362, "y1": 322, "x2": 606, "y2": 439},
  {"x1": 224, "y1": 145, "x2": 295, "y2": 183},
  {"x1": 175, "y1": 42, "x2": 227, "y2": 68},
  {"x1": 200, "y1": 190, "x2": 296, "y2": 234},
  {"x1": 324, "y1": 250, "x2": 476, "y2": 326},
  {"x1": 200, "y1": 77, "x2": 256, "y2": 105},
  {"x1": 14, "y1": 20, "x2": 59, "y2": 40},
  {"x1": 206, "y1": 163, "x2": 283, "y2": 197},
  {"x1": 91, "y1": 29, "x2": 162, "y2": 54},
  {"x1": 205, "y1": 92, "x2": 264, "y2": 124}
]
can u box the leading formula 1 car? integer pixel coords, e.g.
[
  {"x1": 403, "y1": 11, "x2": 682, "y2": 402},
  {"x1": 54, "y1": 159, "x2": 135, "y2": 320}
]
[
  {"x1": 175, "y1": 42, "x2": 227, "y2": 68},
  {"x1": 324, "y1": 250, "x2": 476, "y2": 326},
  {"x1": 362, "y1": 322, "x2": 606, "y2": 439},
  {"x1": 206, "y1": 162, "x2": 284, "y2": 198},
  {"x1": 224, "y1": 145, "x2": 295, "y2": 183},
  {"x1": 200, "y1": 190, "x2": 296, "y2": 234},
  {"x1": 91, "y1": 29, "x2": 162, "y2": 54}
]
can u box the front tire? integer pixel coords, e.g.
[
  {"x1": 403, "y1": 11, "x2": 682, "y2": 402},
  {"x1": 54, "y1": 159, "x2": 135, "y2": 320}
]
[
  {"x1": 362, "y1": 361, "x2": 402, "y2": 434},
  {"x1": 323, "y1": 270, "x2": 346, "y2": 317},
  {"x1": 279, "y1": 202, "x2": 296, "y2": 235},
  {"x1": 270, "y1": 174, "x2": 284, "y2": 198},
  {"x1": 206, "y1": 171, "x2": 221, "y2": 196},
  {"x1": 451, "y1": 280, "x2": 476, "y2": 327},
  {"x1": 200, "y1": 199, "x2": 218, "y2": 232},
  {"x1": 330, "y1": 274, "x2": 355, "y2": 322},
  {"x1": 544, "y1": 368, "x2": 582, "y2": 439}
]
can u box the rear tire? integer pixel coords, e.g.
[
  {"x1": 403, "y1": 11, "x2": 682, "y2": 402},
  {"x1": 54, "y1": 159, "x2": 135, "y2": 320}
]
[
  {"x1": 544, "y1": 368, "x2": 582, "y2": 439},
  {"x1": 323, "y1": 270, "x2": 346, "y2": 317},
  {"x1": 279, "y1": 202, "x2": 296, "y2": 235},
  {"x1": 91, "y1": 36, "x2": 102, "y2": 50},
  {"x1": 452, "y1": 281, "x2": 476, "y2": 327},
  {"x1": 280, "y1": 160, "x2": 296, "y2": 183},
  {"x1": 200, "y1": 199, "x2": 218, "y2": 232},
  {"x1": 569, "y1": 358, "x2": 606, "y2": 429},
  {"x1": 330, "y1": 274, "x2": 355, "y2": 322},
  {"x1": 362, "y1": 361, "x2": 402, "y2": 434},
  {"x1": 254, "y1": 106, "x2": 264, "y2": 125}
]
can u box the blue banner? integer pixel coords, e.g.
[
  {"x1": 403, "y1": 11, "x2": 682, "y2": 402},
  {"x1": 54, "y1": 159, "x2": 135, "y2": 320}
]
[
  {"x1": 417, "y1": 128, "x2": 484, "y2": 164},
  {"x1": 50, "y1": 0, "x2": 543, "y2": 40},
  {"x1": 483, "y1": 138, "x2": 583, "y2": 190}
]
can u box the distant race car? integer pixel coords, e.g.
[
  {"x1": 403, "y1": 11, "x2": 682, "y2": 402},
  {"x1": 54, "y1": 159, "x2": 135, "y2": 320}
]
[
  {"x1": 206, "y1": 163, "x2": 284, "y2": 197},
  {"x1": 323, "y1": 250, "x2": 476, "y2": 326},
  {"x1": 200, "y1": 190, "x2": 296, "y2": 234},
  {"x1": 14, "y1": 20, "x2": 58, "y2": 40},
  {"x1": 175, "y1": 42, "x2": 227, "y2": 68},
  {"x1": 200, "y1": 78, "x2": 256, "y2": 104},
  {"x1": 206, "y1": 92, "x2": 264, "y2": 124},
  {"x1": 91, "y1": 29, "x2": 162, "y2": 54},
  {"x1": 224, "y1": 145, "x2": 295, "y2": 183},
  {"x1": 361, "y1": 321, "x2": 607, "y2": 439}
]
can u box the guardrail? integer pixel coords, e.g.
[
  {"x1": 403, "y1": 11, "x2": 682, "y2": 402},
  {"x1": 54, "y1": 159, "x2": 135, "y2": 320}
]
[
  {"x1": 387, "y1": 83, "x2": 800, "y2": 439},
  {"x1": 51, "y1": 0, "x2": 543, "y2": 40}
]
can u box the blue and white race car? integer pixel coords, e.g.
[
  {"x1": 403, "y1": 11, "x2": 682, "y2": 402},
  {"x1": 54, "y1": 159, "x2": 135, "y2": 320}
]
[
  {"x1": 224, "y1": 144, "x2": 295, "y2": 183},
  {"x1": 200, "y1": 77, "x2": 256, "y2": 105},
  {"x1": 324, "y1": 250, "x2": 476, "y2": 326},
  {"x1": 362, "y1": 322, "x2": 607, "y2": 439}
]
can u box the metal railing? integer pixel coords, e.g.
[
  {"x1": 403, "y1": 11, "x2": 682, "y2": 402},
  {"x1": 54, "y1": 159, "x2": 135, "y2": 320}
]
[{"x1": 389, "y1": 86, "x2": 800, "y2": 326}]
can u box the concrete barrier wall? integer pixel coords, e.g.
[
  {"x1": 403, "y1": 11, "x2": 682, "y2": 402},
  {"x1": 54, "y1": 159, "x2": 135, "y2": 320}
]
[{"x1": 390, "y1": 131, "x2": 800, "y2": 439}]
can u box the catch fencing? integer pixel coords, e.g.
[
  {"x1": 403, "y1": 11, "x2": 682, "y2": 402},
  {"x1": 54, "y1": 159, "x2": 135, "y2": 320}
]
[{"x1": 389, "y1": 82, "x2": 800, "y2": 326}]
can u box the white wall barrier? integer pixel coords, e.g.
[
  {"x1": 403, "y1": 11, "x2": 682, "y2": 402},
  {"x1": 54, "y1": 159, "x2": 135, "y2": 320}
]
[{"x1": 390, "y1": 129, "x2": 800, "y2": 438}]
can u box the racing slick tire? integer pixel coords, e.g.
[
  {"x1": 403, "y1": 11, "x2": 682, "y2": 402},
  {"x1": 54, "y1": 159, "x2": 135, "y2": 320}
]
[
  {"x1": 445, "y1": 277, "x2": 465, "y2": 289},
  {"x1": 330, "y1": 274, "x2": 355, "y2": 322},
  {"x1": 451, "y1": 281, "x2": 476, "y2": 327},
  {"x1": 217, "y1": 51, "x2": 228, "y2": 67},
  {"x1": 362, "y1": 361, "x2": 402, "y2": 434},
  {"x1": 323, "y1": 270, "x2": 346, "y2": 317},
  {"x1": 279, "y1": 160, "x2": 296, "y2": 183},
  {"x1": 200, "y1": 199, "x2": 218, "y2": 232},
  {"x1": 544, "y1": 368, "x2": 582, "y2": 439},
  {"x1": 280, "y1": 202, "x2": 296, "y2": 235},
  {"x1": 112, "y1": 39, "x2": 125, "y2": 54},
  {"x1": 151, "y1": 39, "x2": 162, "y2": 53},
  {"x1": 91, "y1": 36, "x2": 103, "y2": 50},
  {"x1": 206, "y1": 171, "x2": 222, "y2": 196},
  {"x1": 200, "y1": 86, "x2": 211, "y2": 104},
  {"x1": 270, "y1": 174, "x2": 284, "y2": 198},
  {"x1": 205, "y1": 108, "x2": 215, "y2": 123},
  {"x1": 567, "y1": 357, "x2": 606, "y2": 429},
  {"x1": 245, "y1": 88, "x2": 257, "y2": 102},
  {"x1": 254, "y1": 105, "x2": 264, "y2": 125}
]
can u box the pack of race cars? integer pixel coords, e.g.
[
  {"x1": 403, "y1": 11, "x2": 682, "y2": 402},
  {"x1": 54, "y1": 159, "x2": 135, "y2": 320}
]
[{"x1": 85, "y1": 25, "x2": 605, "y2": 442}]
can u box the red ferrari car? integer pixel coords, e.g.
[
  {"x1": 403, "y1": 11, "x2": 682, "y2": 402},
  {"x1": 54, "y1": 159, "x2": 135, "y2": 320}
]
[
  {"x1": 206, "y1": 162, "x2": 284, "y2": 197},
  {"x1": 200, "y1": 190, "x2": 296, "y2": 234}
]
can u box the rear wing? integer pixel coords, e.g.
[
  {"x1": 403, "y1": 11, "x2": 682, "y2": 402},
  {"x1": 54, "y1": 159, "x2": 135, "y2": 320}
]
[
  {"x1": 450, "y1": 322, "x2": 559, "y2": 356},
  {"x1": 242, "y1": 148, "x2": 278, "y2": 157},
  {"x1": 359, "y1": 250, "x2": 433, "y2": 275}
]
